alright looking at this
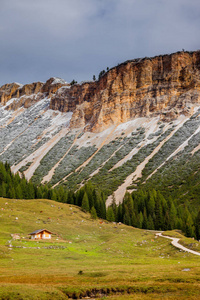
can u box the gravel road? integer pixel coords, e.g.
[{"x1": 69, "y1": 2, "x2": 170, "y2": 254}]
[{"x1": 156, "y1": 232, "x2": 200, "y2": 256}]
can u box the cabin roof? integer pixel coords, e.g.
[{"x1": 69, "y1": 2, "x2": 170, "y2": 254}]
[{"x1": 29, "y1": 229, "x2": 52, "y2": 235}]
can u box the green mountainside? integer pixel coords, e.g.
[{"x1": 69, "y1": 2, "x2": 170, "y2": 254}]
[{"x1": 1, "y1": 161, "x2": 200, "y2": 240}]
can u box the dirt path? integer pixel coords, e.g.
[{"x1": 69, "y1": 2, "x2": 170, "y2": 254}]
[{"x1": 156, "y1": 233, "x2": 200, "y2": 256}]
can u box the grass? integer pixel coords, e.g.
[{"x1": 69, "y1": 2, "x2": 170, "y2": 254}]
[
  {"x1": 164, "y1": 230, "x2": 200, "y2": 252},
  {"x1": 1, "y1": 197, "x2": 200, "y2": 299}
]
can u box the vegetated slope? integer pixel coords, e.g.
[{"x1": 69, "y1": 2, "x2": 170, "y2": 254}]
[
  {"x1": 133, "y1": 110, "x2": 200, "y2": 209},
  {"x1": 0, "y1": 51, "x2": 200, "y2": 207},
  {"x1": 1, "y1": 160, "x2": 200, "y2": 240},
  {"x1": 1, "y1": 197, "x2": 200, "y2": 299}
]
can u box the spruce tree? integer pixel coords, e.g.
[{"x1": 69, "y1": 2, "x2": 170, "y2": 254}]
[
  {"x1": 90, "y1": 206, "x2": 97, "y2": 219},
  {"x1": 147, "y1": 191, "x2": 155, "y2": 216},
  {"x1": 117, "y1": 203, "x2": 123, "y2": 223},
  {"x1": 15, "y1": 185, "x2": 23, "y2": 199},
  {"x1": 142, "y1": 208, "x2": 148, "y2": 229},
  {"x1": 106, "y1": 206, "x2": 115, "y2": 222},
  {"x1": 137, "y1": 212, "x2": 143, "y2": 228},
  {"x1": 195, "y1": 210, "x2": 200, "y2": 240},
  {"x1": 147, "y1": 215, "x2": 154, "y2": 230},
  {"x1": 111, "y1": 193, "x2": 118, "y2": 220},
  {"x1": 99, "y1": 199, "x2": 106, "y2": 219},
  {"x1": 169, "y1": 202, "x2": 177, "y2": 229},
  {"x1": 81, "y1": 192, "x2": 90, "y2": 212}
]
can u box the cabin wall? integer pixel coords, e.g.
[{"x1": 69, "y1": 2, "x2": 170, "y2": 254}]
[{"x1": 30, "y1": 231, "x2": 51, "y2": 239}]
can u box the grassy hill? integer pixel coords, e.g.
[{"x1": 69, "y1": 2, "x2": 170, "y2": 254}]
[{"x1": 1, "y1": 197, "x2": 200, "y2": 299}]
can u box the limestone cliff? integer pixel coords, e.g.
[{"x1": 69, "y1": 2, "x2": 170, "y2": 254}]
[
  {"x1": 1, "y1": 51, "x2": 200, "y2": 132},
  {"x1": 0, "y1": 77, "x2": 67, "y2": 110},
  {"x1": 50, "y1": 50, "x2": 200, "y2": 132}
]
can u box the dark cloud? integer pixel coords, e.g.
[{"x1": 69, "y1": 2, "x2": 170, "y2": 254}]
[{"x1": 0, "y1": 0, "x2": 199, "y2": 85}]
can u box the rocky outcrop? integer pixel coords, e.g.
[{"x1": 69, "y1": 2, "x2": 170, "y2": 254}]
[
  {"x1": 1, "y1": 51, "x2": 200, "y2": 132},
  {"x1": 40, "y1": 77, "x2": 67, "y2": 97},
  {"x1": 50, "y1": 50, "x2": 200, "y2": 132},
  {"x1": 0, "y1": 82, "x2": 22, "y2": 105},
  {"x1": 0, "y1": 77, "x2": 67, "y2": 111}
]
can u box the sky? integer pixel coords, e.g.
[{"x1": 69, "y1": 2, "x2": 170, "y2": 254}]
[{"x1": 0, "y1": 0, "x2": 200, "y2": 86}]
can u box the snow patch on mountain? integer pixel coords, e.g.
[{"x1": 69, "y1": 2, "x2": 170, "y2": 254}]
[{"x1": 51, "y1": 77, "x2": 67, "y2": 85}]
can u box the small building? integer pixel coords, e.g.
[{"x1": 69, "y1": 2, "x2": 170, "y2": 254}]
[{"x1": 29, "y1": 229, "x2": 52, "y2": 240}]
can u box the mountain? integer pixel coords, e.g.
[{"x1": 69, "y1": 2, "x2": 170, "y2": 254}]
[{"x1": 1, "y1": 50, "x2": 200, "y2": 207}]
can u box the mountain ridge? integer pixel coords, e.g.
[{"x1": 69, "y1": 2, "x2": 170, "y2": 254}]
[
  {"x1": 1, "y1": 50, "x2": 200, "y2": 205},
  {"x1": 1, "y1": 50, "x2": 200, "y2": 132}
]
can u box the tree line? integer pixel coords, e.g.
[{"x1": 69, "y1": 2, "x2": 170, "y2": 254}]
[
  {"x1": 1, "y1": 161, "x2": 200, "y2": 240},
  {"x1": 107, "y1": 189, "x2": 200, "y2": 240},
  {"x1": 0, "y1": 162, "x2": 106, "y2": 220}
]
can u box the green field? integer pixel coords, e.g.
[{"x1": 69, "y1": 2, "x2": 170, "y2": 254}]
[{"x1": 0, "y1": 197, "x2": 200, "y2": 299}]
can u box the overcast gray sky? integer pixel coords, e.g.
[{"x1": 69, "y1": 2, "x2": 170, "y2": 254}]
[{"x1": 0, "y1": 0, "x2": 199, "y2": 86}]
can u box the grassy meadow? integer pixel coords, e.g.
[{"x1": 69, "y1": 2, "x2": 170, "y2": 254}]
[{"x1": 0, "y1": 197, "x2": 200, "y2": 299}]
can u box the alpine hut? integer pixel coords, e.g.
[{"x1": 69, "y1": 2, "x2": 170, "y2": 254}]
[{"x1": 29, "y1": 229, "x2": 52, "y2": 240}]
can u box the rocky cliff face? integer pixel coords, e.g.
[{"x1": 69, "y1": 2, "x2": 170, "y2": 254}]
[
  {"x1": 0, "y1": 77, "x2": 67, "y2": 110},
  {"x1": 50, "y1": 50, "x2": 200, "y2": 132},
  {"x1": 1, "y1": 51, "x2": 200, "y2": 132}
]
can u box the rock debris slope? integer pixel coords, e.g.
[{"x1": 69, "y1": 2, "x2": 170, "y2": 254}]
[{"x1": 1, "y1": 50, "x2": 200, "y2": 204}]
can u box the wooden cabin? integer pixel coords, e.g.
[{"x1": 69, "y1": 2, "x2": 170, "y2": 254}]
[{"x1": 29, "y1": 229, "x2": 52, "y2": 240}]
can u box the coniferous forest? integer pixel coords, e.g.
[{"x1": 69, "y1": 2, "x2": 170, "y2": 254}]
[{"x1": 0, "y1": 161, "x2": 200, "y2": 240}]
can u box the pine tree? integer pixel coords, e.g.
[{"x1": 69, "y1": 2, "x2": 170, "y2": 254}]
[
  {"x1": 137, "y1": 212, "x2": 143, "y2": 228},
  {"x1": 90, "y1": 206, "x2": 97, "y2": 219},
  {"x1": 106, "y1": 206, "x2": 115, "y2": 222},
  {"x1": 117, "y1": 203, "x2": 123, "y2": 222},
  {"x1": 75, "y1": 189, "x2": 84, "y2": 206},
  {"x1": 7, "y1": 186, "x2": 16, "y2": 199},
  {"x1": 99, "y1": 199, "x2": 106, "y2": 219},
  {"x1": 131, "y1": 211, "x2": 137, "y2": 227},
  {"x1": 185, "y1": 214, "x2": 194, "y2": 237},
  {"x1": 123, "y1": 192, "x2": 134, "y2": 215},
  {"x1": 154, "y1": 194, "x2": 163, "y2": 230},
  {"x1": 85, "y1": 181, "x2": 94, "y2": 209},
  {"x1": 51, "y1": 190, "x2": 57, "y2": 201},
  {"x1": 27, "y1": 182, "x2": 35, "y2": 199},
  {"x1": 195, "y1": 210, "x2": 200, "y2": 240},
  {"x1": 81, "y1": 192, "x2": 90, "y2": 212},
  {"x1": 123, "y1": 204, "x2": 131, "y2": 225},
  {"x1": 0, "y1": 182, "x2": 7, "y2": 197},
  {"x1": 169, "y1": 202, "x2": 177, "y2": 229},
  {"x1": 67, "y1": 191, "x2": 75, "y2": 205},
  {"x1": 15, "y1": 185, "x2": 23, "y2": 199},
  {"x1": 142, "y1": 208, "x2": 148, "y2": 229},
  {"x1": 147, "y1": 215, "x2": 154, "y2": 230},
  {"x1": 111, "y1": 193, "x2": 118, "y2": 220},
  {"x1": 147, "y1": 191, "x2": 155, "y2": 216}
]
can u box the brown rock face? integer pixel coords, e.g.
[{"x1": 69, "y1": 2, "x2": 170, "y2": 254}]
[
  {"x1": 41, "y1": 77, "x2": 67, "y2": 97},
  {"x1": 0, "y1": 77, "x2": 67, "y2": 110},
  {"x1": 0, "y1": 83, "x2": 21, "y2": 105},
  {"x1": 1, "y1": 51, "x2": 200, "y2": 132},
  {"x1": 50, "y1": 50, "x2": 200, "y2": 132}
]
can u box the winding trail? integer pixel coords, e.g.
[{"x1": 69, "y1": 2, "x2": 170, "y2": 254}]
[{"x1": 156, "y1": 233, "x2": 200, "y2": 256}]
